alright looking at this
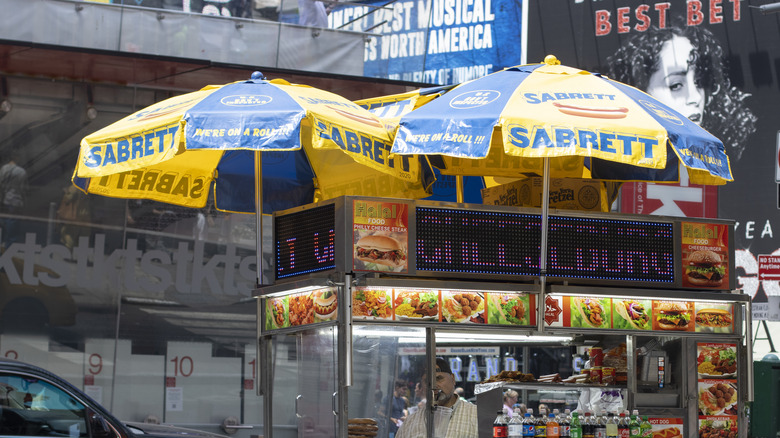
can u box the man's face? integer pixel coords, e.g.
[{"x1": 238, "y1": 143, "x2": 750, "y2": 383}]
[{"x1": 424, "y1": 369, "x2": 456, "y2": 406}]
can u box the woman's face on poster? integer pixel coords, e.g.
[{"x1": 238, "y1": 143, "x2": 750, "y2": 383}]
[{"x1": 646, "y1": 35, "x2": 705, "y2": 124}]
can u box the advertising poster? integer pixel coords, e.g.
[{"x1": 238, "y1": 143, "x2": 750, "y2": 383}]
[
  {"x1": 329, "y1": 0, "x2": 526, "y2": 84},
  {"x1": 352, "y1": 287, "x2": 393, "y2": 320},
  {"x1": 697, "y1": 342, "x2": 738, "y2": 434},
  {"x1": 441, "y1": 290, "x2": 486, "y2": 323},
  {"x1": 526, "y1": 0, "x2": 780, "y2": 321},
  {"x1": 486, "y1": 293, "x2": 532, "y2": 326},
  {"x1": 265, "y1": 296, "x2": 288, "y2": 330},
  {"x1": 353, "y1": 199, "x2": 410, "y2": 273},
  {"x1": 694, "y1": 303, "x2": 734, "y2": 334},
  {"x1": 612, "y1": 298, "x2": 652, "y2": 330},
  {"x1": 680, "y1": 221, "x2": 729, "y2": 289},
  {"x1": 393, "y1": 289, "x2": 440, "y2": 320},
  {"x1": 646, "y1": 418, "x2": 684, "y2": 438}
]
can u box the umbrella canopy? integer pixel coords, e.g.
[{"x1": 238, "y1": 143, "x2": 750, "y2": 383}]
[
  {"x1": 390, "y1": 55, "x2": 732, "y2": 186},
  {"x1": 74, "y1": 72, "x2": 437, "y2": 286},
  {"x1": 382, "y1": 55, "x2": 733, "y2": 330},
  {"x1": 74, "y1": 72, "x2": 435, "y2": 214}
]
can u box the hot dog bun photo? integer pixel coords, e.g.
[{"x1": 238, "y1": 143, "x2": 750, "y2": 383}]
[{"x1": 695, "y1": 308, "x2": 733, "y2": 328}]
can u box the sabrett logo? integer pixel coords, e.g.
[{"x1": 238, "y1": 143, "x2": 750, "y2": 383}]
[
  {"x1": 84, "y1": 126, "x2": 177, "y2": 169},
  {"x1": 507, "y1": 125, "x2": 658, "y2": 160},
  {"x1": 314, "y1": 119, "x2": 412, "y2": 173},
  {"x1": 96, "y1": 169, "x2": 207, "y2": 200}
]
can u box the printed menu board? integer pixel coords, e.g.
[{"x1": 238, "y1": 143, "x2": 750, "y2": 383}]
[
  {"x1": 681, "y1": 221, "x2": 729, "y2": 289},
  {"x1": 353, "y1": 200, "x2": 409, "y2": 273},
  {"x1": 263, "y1": 288, "x2": 338, "y2": 330},
  {"x1": 696, "y1": 343, "x2": 738, "y2": 436},
  {"x1": 351, "y1": 288, "x2": 534, "y2": 326},
  {"x1": 544, "y1": 296, "x2": 734, "y2": 334}
]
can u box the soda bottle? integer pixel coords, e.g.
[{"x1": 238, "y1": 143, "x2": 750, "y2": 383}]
[
  {"x1": 570, "y1": 411, "x2": 582, "y2": 438},
  {"x1": 509, "y1": 411, "x2": 524, "y2": 438},
  {"x1": 628, "y1": 411, "x2": 640, "y2": 438},
  {"x1": 523, "y1": 410, "x2": 536, "y2": 438},
  {"x1": 582, "y1": 412, "x2": 594, "y2": 438},
  {"x1": 593, "y1": 410, "x2": 606, "y2": 438},
  {"x1": 546, "y1": 413, "x2": 560, "y2": 438},
  {"x1": 535, "y1": 408, "x2": 547, "y2": 438},
  {"x1": 605, "y1": 412, "x2": 618, "y2": 438},
  {"x1": 639, "y1": 416, "x2": 652, "y2": 438},
  {"x1": 617, "y1": 412, "x2": 628, "y2": 438},
  {"x1": 494, "y1": 410, "x2": 508, "y2": 438},
  {"x1": 561, "y1": 409, "x2": 571, "y2": 438}
]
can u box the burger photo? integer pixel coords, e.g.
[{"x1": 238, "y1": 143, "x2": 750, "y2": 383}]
[
  {"x1": 695, "y1": 308, "x2": 733, "y2": 328},
  {"x1": 655, "y1": 301, "x2": 692, "y2": 331},
  {"x1": 354, "y1": 234, "x2": 407, "y2": 271},
  {"x1": 685, "y1": 250, "x2": 725, "y2": 287},
  {"x1": 313, "y1": 290, "x2": 338, "y2": 321}
]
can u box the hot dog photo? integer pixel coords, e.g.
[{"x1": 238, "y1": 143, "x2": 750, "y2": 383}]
[{"x1": 695, "y1": 303, "x2": 734, "y2": 333}]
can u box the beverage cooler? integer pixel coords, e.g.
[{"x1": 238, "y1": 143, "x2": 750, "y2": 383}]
[{"x1": 255, "y1": 196, "x2": 751, "y2": 438}]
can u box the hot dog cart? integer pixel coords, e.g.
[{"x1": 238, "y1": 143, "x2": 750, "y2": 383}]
[{"x1": 256, "y1": 196, "x2": 751, "y2": 438}]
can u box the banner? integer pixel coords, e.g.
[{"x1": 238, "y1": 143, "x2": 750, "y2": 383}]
[
  {"x1": 329, "y1": 0, "x2": 525, "y2": 84},
  {"x1": 526, "y1": 0, "x2": 780, "y2": 321}
]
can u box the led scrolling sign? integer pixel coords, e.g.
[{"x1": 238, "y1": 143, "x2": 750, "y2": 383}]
[
  {"x1": 416, "y1": 207, "x2": 675, "y2": 283},
  {"x1": 274, "y1": 202, "x2": 681, "y2": 285}
]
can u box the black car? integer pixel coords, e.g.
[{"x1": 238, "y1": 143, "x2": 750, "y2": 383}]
[{"x1": 0, "y1": 357, "x2": 228, "y2": 438}]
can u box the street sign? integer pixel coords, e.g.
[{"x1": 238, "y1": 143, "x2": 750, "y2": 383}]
[{"x1": 758, "y1": 254, "x2": 780, "y2": 281}]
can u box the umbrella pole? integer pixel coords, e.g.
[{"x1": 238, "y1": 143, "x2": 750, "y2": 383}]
[
  {"x1": 255, "y1": 151, "x2": 263, "y2": 287},
  {"x1": 456, "y1": 175, "x2": 464, "y2": 203},
  {"x1": 538, "y1": 157, "x2": 550, "y2": 332}
]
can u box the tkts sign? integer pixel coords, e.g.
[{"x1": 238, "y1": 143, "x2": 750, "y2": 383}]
[{"x1": 593, "y1": 0, "x2": 743, "y2": 36}]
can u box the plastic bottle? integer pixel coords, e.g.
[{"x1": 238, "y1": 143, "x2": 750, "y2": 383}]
[
  {"x1": 628, "y1": 411, "x2": 640, "y2": 438},
  {"x1": 509, "y1": 411, "x2": 524, "y2": 438},
  {"x1": 570, "y1": 411, "x2": 582, "y2": 438},
  {"x1": 593, "y1": 410, "x2": 606, "y2": 438},
  {"x1": 523, "y1": 410, "x2": 536, "y2": 438},
  {"x1": 561, "y1": 408, "x2": 571, "y2": 438},
  {"x1": 617, "y1": 412, "x2": 628, "y2": 438},
  {"x1": 547, "y1": 413, "x2": 560, "y2": 438},
  {"x1": 494, "y1": 410, "x2": 508, "y2": 438},
  {"x1": 605, "y1": 412, "x2": 618, "y2": 438},
  {"x1": 582, "y1": 412, "x2": 594, "y2": 438},
  {"x1": 535, "y1": 408, "x2": 547, "y2": 438},
  {"x1": 639, "y1": 416, "x2": 652, "y2": 438}
]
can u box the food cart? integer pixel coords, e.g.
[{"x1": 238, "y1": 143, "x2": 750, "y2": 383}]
[{"x1": 256, "y1": 196, "x2": 751, "y2": 438}]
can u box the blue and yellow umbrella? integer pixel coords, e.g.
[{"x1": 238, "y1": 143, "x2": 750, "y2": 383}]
[
  {"x1": 390, "y1": 55, "x2": 732, "y2": 186},
  {"x1": 381, "y1": 56, "x2": 733, "y2": 329},
  {"x1": 74, "y1": 73, "x2": 435, "y2": 214},
  {"x1": 73, "y1": 72, "x2": 436, "y2": 285}
]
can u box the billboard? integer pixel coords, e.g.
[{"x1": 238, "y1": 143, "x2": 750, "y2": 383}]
[
  {"x1": 525, "y1": 0, "x2": 779, "y2": 320},
  {"x1": 328, "y1": 0, "x2": 526, "y2": 84}
]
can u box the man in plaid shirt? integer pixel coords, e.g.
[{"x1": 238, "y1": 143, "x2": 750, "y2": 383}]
[{"x1": 396, "y1": 358, "x2": 478, "y2": 438}]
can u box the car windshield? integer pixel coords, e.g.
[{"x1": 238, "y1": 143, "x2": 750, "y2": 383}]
[{"x1": 0, "y1": 373, "x2": 89, "y2": 436}]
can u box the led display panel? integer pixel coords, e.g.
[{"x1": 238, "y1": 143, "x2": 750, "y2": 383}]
[
  {"x1": 275, "y1": 204, "x2": 336, "y2": 279},
  {"x1": 416, "y1": 207, "x2": 675, "y2": 283}
]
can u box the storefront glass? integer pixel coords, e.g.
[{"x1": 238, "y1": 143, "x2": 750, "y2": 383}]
[{"x1": 0, "y1": 75, "x2": 262, "y2": 436}]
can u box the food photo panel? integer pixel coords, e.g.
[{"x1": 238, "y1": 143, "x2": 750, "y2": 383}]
[
  {"x1": 393, "y1": 289, "x2": 440, "y2": 321},
  {"x1": 694, "y1": 303, "x2": 734, "y2": 334},
  {"x1": 486, "y1": 293, "x2": 531, "y2": 326},
  {"x1": 612, "y1": 298, "x2": 652, "y2": 330},
  {"x1": 441, "y1": 290, "x2": 485, "y2": 324},
  {"x1": 351, "y1": 287, "x2": 393, "y2": 320}
]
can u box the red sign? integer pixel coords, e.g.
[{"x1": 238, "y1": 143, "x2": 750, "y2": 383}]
[
  {"x1": 620, "y1": 182, "x2": 718, "y2": 218},
  {"x1": 758, "y1": 255, "x2": 780, "y2": 281},
  {"x1": 544, "y1": 295, "x2": 562, "y2": 326}
]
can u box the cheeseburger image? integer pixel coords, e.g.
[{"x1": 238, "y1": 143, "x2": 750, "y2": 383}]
[
  {"x1": 656, "y1": 302, "x2": 692, "y2": 331},
  {"x1": 354, "y1": 234, "x2": 407, "y2": 269},
  {"x1": 685, "y1": 250, "x2": 725, "y2": 287}
]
